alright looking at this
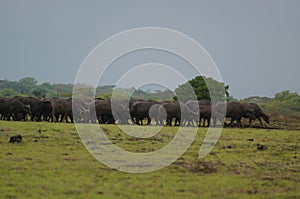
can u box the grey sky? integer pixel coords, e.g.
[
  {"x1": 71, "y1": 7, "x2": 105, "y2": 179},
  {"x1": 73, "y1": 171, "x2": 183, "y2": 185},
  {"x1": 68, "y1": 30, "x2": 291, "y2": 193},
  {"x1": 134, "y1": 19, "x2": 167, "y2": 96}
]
[{"x1": 0, "y1": 0, "x2": 299, "y2": 99}]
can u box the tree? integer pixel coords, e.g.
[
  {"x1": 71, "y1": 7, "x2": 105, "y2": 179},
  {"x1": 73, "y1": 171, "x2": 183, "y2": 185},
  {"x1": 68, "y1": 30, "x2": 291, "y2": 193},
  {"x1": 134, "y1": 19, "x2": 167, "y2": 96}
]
[
  {"x1": 32, "y1": 88, "x2": 46, "y2": 98},
  {"x1": 18, "y1": 77, "x2": 37, "y2": 94},
  {"x1": 175, "y1": 76, "x2": 230, "y2": 103},
  {"x1": 40, "y1": 82, "x2": 54, "y2": 90},
  {"x1": 273, "y1": 90, "x2": 300, "y2": 112}
]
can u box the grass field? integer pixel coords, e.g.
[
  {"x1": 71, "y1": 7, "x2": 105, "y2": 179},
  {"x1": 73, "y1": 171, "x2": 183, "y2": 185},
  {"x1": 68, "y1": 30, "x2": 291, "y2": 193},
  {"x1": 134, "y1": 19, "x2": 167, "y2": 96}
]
[{"x1": 0, "y1": 121, "x2": 300, "y2": 199}]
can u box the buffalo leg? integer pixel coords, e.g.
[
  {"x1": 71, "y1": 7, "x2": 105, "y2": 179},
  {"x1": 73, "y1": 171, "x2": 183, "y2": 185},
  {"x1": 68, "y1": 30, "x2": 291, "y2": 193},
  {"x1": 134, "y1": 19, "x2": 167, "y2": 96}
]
[
  {"x1": 258, "y1": 117, "x2": 264, "y2": 128},
  {"x1": 146, "y1": 116, "x2": 151, "y2": 125}
]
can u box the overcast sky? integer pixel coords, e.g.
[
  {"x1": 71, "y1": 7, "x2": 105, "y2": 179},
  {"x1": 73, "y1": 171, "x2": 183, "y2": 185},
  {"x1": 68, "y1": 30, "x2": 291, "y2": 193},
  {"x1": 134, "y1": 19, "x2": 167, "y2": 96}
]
[{"x1": 0, "y1": 0, "x2": 299, "y2": 99}]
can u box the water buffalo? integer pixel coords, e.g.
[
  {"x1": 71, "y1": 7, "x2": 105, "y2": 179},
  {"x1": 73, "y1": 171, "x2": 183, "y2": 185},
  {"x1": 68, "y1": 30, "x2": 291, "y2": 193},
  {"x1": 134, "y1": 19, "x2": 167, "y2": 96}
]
[
  {"x1": 111, "y1": 99, "x2": 130, "y2": 125},
  {"x1": 50, "y1": 98, "x2": 73, "y2": 122},
  {"x1": 214, "y1": 101, "x2": 256, "y2": 127},
  {"x1": 0, "y1": 98, "x2": 31, "y2": 121},
  {"x1": 13, "y1": 96, "x2": 52, "y2": 122},
  {"x1": 244, "y1": 103, "x2": 269, "y2": 127},
  {"x1": 158, "y1": 101, "x2": 199, "y2": 126},
  {"x1": 95, "y1": 99, "x2": 115, "y2": 124},
  {"x1": 149, "y1": 101, "x2": 175, "y2": 126},
  {"x1": 130, "y1": 100, "x2": 158, "y2": 125},
  {"x1": 72, "y1": 98, "x2": 91, "y2": 123},
  {"x1": 147, "y1": 103, "x2": 163, "y2": 126},
  {"x1": 186, "y1": 100, "x2": 212, "y2": 127},
  {"x1": 199, "y1": 104, "x2": 212, "y2": 127}
]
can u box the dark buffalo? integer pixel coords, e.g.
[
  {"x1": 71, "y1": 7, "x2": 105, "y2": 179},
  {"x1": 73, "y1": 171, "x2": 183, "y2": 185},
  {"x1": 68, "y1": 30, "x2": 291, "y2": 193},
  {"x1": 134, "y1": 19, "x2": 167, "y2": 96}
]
[
  {"x1": 215, "y1": 101, "x2": 256, "y2": 127},
  {"x1": 51, "y1": 98, "x2": 73, "y2": 122},
  {"x1": 149, "y1": 103, "x2": 166, "y2": 126},
  {"x1": 244, "y1": 103, "x2": 270, "y2": 127},
  {"x1": 95, "y1": 99, "x2": 115, "y2": 124},
  {"x1": 39, "y1": 98, "x2": 53, "y2": 121},
  {"x1": 186, "y1": 100, "x2": 212, "y2": 127},
  {"x1": 9, "y1": 135, "x2": 22, "y2": 143},
  {"x1": 72, "y1": 98, "x2": 91, "y2": 123},
  {"x1": 157, "y1": 101, "x2": 179, "y2": 126},
  {"x1": 0, "y1": 97, "x2": 6, "y2": 120},
  {"x1": 0, "y1": 98, "x2": 31, "y2": 121},
  {"x1": 111, "y1": 99, "x2": 131, "y2": 125},
  {"x1": 13, "y1": 96, "x2": 52, "y2": 121},
  {"x1": 130, "y1": 100, "x2": 158, "y2": 125},
  {"x1": 149, "y1": 101, "x2": 174, "y2": 126},
  {"x1": 198, "y1": 104, "x2": 212, "y2": 127},
  {"x1": 158, "y1": 101, "x2": 199, "y2": 126},
  {"x1": 87, "y1": 99, "x2": 98, "y2": 123}
]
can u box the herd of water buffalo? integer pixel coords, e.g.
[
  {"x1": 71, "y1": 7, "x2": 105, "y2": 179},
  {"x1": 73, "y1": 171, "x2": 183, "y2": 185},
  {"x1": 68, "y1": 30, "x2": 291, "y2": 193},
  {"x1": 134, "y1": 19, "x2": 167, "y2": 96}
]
[{"x1": 0, "y1": 96, "x2": 270, "y2": 128}]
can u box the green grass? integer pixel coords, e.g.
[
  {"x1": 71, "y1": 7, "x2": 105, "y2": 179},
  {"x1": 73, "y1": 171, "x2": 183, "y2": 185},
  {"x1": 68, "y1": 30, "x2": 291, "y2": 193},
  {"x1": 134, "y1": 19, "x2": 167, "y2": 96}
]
[{"x1": 0, "y1": 121, "x2": 300, "y2": 199}]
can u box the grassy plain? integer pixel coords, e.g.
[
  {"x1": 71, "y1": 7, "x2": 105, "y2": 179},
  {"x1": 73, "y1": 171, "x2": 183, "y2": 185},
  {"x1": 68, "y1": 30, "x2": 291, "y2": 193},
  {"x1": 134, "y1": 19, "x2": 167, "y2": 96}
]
[{"x1": 0, "y1": 121, "x2": 299, "y2": 199}]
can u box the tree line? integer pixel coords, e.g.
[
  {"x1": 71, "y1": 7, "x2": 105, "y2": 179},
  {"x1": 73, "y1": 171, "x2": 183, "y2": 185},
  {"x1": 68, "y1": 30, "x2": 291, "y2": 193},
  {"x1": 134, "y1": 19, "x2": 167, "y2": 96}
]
[{"x1": 0, "y1": 76, "x2": 229, "y2": 101}]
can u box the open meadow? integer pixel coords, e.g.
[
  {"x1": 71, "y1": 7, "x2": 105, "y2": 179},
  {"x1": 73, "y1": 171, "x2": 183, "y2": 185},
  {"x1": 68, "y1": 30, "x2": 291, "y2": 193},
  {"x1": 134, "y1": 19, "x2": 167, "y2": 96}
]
[{"x1": 0, "y1": 121, "x2": 300, "y2": 199}]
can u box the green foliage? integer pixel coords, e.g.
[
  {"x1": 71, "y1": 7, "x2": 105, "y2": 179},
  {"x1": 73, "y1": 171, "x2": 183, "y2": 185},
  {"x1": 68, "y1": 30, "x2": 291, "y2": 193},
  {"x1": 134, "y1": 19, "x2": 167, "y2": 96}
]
[
  {"x1": 0, "y1": 76, "x2": 178, "y2": 100},
  {"x1": 0, "y1": 88, "x2": 19, "y2": 97},
  {"x1": 40, "y1": 82, "x2": 55, "y2": 90},
  {"x1": 0, "y1": 80, "x2": 18, "y2": 91},
  {"x1": 98, "y1": 93, "x2": 112, "y2": 100},
  {"x1": 96, "y1": 85, "x2": 114, "y2": 96},
  {"x1": 267, "y1": 90, "x2": 300, "y2": 113},
  {"x1": 0, "y1": 77, "x2": 74, "y2": 98},
  {"x1": 18, "y1": 77, "x2": 37, "y2": 94},
  {"x1": 274, "y1": 90, "x2": 300, "y2": 111},
  {"x1": 175, "y1": 80, "x2": 198, "y2": 102},
  {"x1": 175, "y1": 76, "x2": 230, "y2": 103},
  {"x1": 32, "y1": 88, "x2": 46, "y2": 98}
]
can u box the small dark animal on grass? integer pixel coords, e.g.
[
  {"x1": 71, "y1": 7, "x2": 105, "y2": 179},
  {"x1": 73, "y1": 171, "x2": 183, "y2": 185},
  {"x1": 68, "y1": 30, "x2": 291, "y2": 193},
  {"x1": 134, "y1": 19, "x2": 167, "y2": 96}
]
[
  {"x1": 9, "y1": 135, "x2": 22, "y2": 143},
  {"x1": 257, "y1": 144, "x2": 267, "y2": 150}
]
